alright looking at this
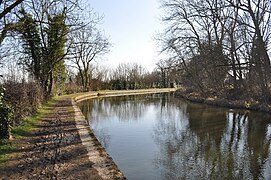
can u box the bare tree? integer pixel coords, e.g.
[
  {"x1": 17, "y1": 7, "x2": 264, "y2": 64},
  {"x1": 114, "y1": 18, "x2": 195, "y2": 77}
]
[
  {"x1": 128, "y1": 63, "x2": 147, "y2": 89},
  {"x1": 69, "y1": 23, "x2": 110, "y2": 91},
  {"x1": 227, "y1": 0, "x2": 271, "y2": 98},
  {"x1": 142, "y1": 71, "x2": 160, "y2": 88},
  {"x1": 160, "y1": 0, "x2": 229, "y2": 93},
  {"x1": 112, "y1": 63, "x2": 130, "y2": 90},
  {"x1": 0, "y1": 0, "x2": 25, "y2": 69},
  {"x1": 0, "y1": 0, "x2": 24, "y2": 44},
  {"x1": 160, "y1": 0, "x2": 271, "y2": 100},
  {"x1": 156, "y1": 59, "x2": 173, "y2": 88}
]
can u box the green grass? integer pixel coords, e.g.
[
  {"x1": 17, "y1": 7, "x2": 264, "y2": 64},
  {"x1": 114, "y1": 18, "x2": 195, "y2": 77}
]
[
  {"x1": 0, "y1": 98, "x2": 58, "y2": 164},
  {"x1": 0, "y1": 140, "x2": 14, "y2": 164},
  {"x1": 11, "y1": 114, "x2": 39, "y2": 138},
  {"x1": 11, "y1": 99, "x2": 57, "y2": 138}
]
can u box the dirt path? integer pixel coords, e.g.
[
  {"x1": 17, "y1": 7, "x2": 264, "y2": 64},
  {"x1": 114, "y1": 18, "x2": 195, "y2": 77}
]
[{"x1": 0, "y1": 98, "x2": 125, "y2": 180}]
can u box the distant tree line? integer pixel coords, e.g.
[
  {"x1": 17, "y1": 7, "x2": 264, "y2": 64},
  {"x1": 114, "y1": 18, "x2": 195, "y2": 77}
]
[
  {"x1": 158, "y1": 0, "x2": 271, "y2": 102},
  {"x1": 67, "y1": 62, "x2": 163, "y2": 92}
]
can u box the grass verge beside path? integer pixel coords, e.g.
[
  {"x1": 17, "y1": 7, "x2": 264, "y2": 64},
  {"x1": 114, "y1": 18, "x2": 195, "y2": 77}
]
[
  {"x1": 0, "y1": 98, "x2": 58, "y2": 164},
  {"x1": 0, "y1": 140, "x2": 13, "y2": 164}
]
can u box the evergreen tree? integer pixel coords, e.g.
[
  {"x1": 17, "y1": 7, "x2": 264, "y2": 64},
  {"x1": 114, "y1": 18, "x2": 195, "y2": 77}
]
[
  {"x1": 45, "y1": 12, "x2": 68, "y2": 96},
  {"x1": 18, "y1": 10, "x2": 68, "y2": 98},
  {"x1": 18, "y1": 9, "x2": 42, "y2": 82}
]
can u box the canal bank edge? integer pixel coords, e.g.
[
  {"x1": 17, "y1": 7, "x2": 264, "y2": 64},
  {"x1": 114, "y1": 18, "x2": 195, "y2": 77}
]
[
  {"x1": 74, "y1": 88, "x2": 176, "y2": 103},
  {"x1": 72, "y1": 88, "x2": 176, "y2": 179},
  {"x1": 72, "y1": 101, "x2": 126, "y2": 180},
  {"x1": 175, "y1": 88, "x2": 271, "y2": 113}
]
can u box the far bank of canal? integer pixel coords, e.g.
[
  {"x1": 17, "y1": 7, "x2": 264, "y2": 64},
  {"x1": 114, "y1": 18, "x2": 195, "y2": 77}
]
[{"x1": 78, "y1": 92, "x2": 271, "y2": 180}]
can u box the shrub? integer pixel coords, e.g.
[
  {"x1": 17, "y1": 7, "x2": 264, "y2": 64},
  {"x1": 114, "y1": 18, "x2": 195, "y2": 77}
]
[
  {"x1": 65, "y1": 82, "x2": 83, "y2": 94},
  {"x1": 0, "y1": 87, "x2": 13, "y2": 139},
  {"x1": 26, "y1": 82, "x2": 44, "y2": 114},
  {"x1": 4, "y1": 81, "x2": 43, "y2": 126}
]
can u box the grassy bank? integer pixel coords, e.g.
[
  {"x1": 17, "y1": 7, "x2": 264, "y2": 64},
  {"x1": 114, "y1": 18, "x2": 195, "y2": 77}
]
[
  {"x1": 0, "y1": 99, "x2": 58, "y2": 164},
  {"x1": 0, "y1": 140, "x2": 14, "y2": 164}
]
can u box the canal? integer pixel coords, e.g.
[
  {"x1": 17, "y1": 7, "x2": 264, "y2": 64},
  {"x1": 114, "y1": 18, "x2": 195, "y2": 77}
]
[{"x1": 78, "y1": 93, "x2": 271, "y2": 180}]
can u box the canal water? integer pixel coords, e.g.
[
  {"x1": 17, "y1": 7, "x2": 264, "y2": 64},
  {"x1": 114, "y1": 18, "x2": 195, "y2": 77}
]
[{"x1": 78, "y1": 93, "x2": 271, "y2": 180}]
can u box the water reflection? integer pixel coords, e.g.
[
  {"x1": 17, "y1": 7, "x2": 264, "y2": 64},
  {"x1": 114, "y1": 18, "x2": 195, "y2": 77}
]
[
  {"x1": 154, "y1": 98, "x2": 271, "y2": 179},
  {"x1": 79, "y1": 94, "x2": 162, "y2": 148},
  {"x1": 78, "y1": 94, "x2": 271, "y2": 180},
  {"x1": 80, "y1": 95, "x2": 157, "y2": 123}
]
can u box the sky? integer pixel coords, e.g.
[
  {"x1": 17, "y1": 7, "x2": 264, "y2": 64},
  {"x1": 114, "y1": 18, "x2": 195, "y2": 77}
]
[{"x1": 88, "y1": 0, "x2": 165, "y2": 72}]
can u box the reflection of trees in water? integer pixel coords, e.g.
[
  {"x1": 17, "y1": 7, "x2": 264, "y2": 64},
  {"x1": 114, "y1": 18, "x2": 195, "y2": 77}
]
[
  {"x1": 246, "y1": 113, "x2": 271, "y2": 179},
  {"x1": 78, "y1": 94, "x2": 166, "y2": 149},
  {"x1": 78, "y1": 99, "x2": 94, "y2": 124},
  {"x1": 219, "y1": 112, "x2": 271, "y2": 179},
  {"x1": 98, "y1": 95, "x2": 149, "y2": 122},
  {"x1": 153, "y1": 99, "x2": 271, "y2": 179},
  {"x1": 79, "y1": 94, "x2": 166, "y2": 123},
  {"x1": 101, "y1": 96, "x2": 145, "y2": 122},
  {"x1": 79, "y1": 94, "x2": 271, "y2": 179},
  {"x1": 153, "y1": 96, "x2": 191, "y2": 179},
  {"x1": 94, "y1": 127, "x2": 111, "y2": 149},
  {"x1": 186, "y1": 103, "x2": 227, "y2": 145}
]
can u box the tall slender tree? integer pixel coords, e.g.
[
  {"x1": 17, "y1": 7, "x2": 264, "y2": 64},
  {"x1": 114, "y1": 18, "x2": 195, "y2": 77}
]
[
  {"x1": 18, "y1": 9, "x2": 68, "y2": 98},
  {"x1": 45, "y1": 12, "x2": 68, "y2": 96},
  {"x1": 18, "y1": 9, "x2": 42, "y2": 82}
]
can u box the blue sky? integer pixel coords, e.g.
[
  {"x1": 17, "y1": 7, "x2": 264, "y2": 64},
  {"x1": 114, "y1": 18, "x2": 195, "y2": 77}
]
[{"x1": 88, "y1": 0, "x2": 165, "y2": 71}]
